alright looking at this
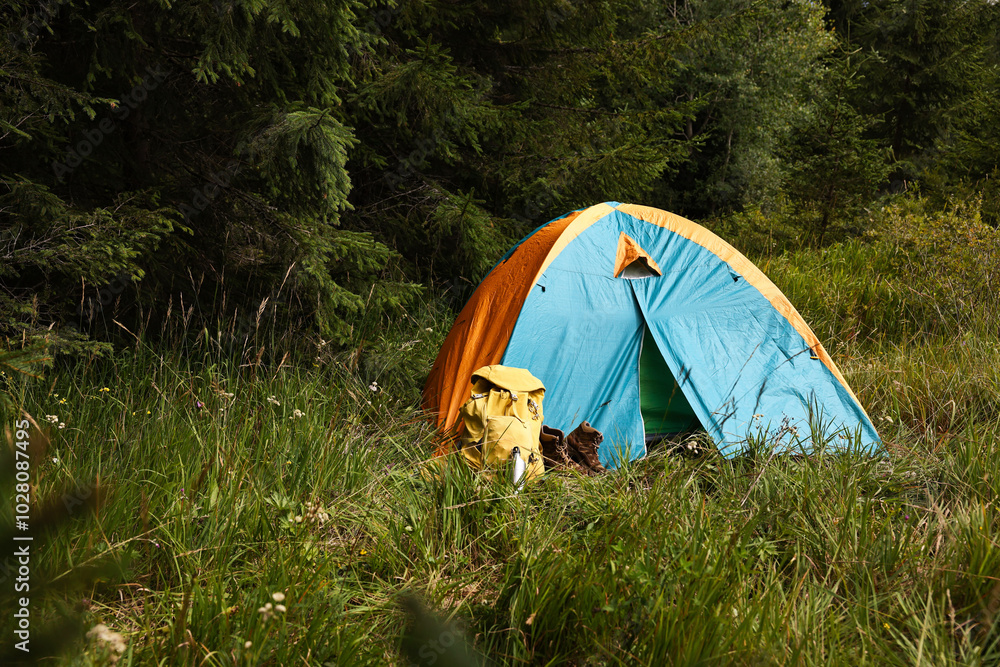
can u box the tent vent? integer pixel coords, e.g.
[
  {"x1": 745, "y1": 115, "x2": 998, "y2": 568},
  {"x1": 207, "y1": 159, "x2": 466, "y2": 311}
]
[{"x1": 614, "y1": 233, "x2": 662, "y2": 279}]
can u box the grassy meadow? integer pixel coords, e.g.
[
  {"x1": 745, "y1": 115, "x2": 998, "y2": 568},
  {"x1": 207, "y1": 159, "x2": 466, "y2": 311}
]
[{"x1": 3, "y1": 197, "x2": 1000, "y2": 665}]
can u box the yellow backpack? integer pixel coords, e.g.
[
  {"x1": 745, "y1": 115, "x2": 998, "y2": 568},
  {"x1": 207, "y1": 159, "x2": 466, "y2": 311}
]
[{"x1": 457, "y1": 365, "x2": 545, "y2": 483}]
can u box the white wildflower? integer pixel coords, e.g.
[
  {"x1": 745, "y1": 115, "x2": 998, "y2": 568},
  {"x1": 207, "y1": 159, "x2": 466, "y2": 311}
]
[
  {"x1": 46, "y1": 414, "x2": 59, "y2": 424},
  {"x1": 86, "y1": 623, "x2": 127, "y2": 662},
  {"x1": 368, "y1": 381, "x2": 379, "y2": 392},
  {"x1": 267, "y1": 396, "x2": 280, "y2": 406},
  {"x1": 258, "y1": 594, "x2": 288, "y2": 621},
  {"x1": 292, "y1": 409, "x2": 305, "y2": 419},
  {"x1": 303, "y1": 500, "x2": 329, "y2": 524}
]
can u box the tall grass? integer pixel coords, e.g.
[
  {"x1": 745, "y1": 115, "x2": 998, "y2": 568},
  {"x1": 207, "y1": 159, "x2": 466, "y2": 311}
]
[{"x1": 3, "y1": 195, "x2": 1000, "y2": 665}]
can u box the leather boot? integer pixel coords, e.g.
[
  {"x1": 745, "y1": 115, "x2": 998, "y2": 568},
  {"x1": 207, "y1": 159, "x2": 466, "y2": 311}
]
[
  {"x1": 540, "y1": 425, "x2": 589, "y2": 474},
  {"x1": 567, "y1": 421, "x2": 606, "y2": 474}
]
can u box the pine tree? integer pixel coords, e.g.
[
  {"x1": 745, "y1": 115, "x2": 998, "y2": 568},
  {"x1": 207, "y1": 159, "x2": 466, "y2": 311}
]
[
  {"x1": 1, "y1": 0, "x2": 417, "y2": 348},
  {"x1": 644, "y1": 0, "x2": 836, "y2": 217},
  {"x1": 825, "y1": 0, "x2": 1000, "y2": 186},
  {"x1": 344, "y1": 0, "x2": 705, "y2": 292},
  {"x1": 784, "y1": 47, "x2": 893, "y2": 244}
]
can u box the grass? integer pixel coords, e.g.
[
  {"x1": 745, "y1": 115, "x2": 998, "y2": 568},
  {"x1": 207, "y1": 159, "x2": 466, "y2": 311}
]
[{"x1": 3, "y1": 197, "x2": 1000, "y2": 665}]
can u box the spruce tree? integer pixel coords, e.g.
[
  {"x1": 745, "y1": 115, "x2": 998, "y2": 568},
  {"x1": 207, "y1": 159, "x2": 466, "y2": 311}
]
[
  {"x1": 1, "y1": 0, "x2": 416, "y2": 348},
  {"x1": 825, "y1": 0, "x2": 1000, "y2": 187}
]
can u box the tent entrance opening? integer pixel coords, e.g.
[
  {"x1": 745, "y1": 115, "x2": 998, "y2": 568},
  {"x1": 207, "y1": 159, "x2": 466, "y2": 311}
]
[{"x1": 638, "y1": 326, "x2": 700, "y2": 438}]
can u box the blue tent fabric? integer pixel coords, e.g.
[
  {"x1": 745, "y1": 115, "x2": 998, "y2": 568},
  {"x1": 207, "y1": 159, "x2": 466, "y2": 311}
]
[{"x1": 498, "y1": 206, "x2": 880, "y2": 465}]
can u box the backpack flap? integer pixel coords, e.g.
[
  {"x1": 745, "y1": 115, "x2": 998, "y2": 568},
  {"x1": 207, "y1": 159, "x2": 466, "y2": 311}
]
[{"x1": 470, "y1": 365, "x2": 545, "y2": 396}]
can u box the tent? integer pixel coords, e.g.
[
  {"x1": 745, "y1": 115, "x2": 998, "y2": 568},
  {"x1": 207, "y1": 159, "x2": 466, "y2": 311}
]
[{"x1": 423, "y1": 202, "x2": 880, "y2": 468}]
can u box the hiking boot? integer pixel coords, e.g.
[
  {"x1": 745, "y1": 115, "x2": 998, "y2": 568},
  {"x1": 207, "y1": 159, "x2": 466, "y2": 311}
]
[
  {"x1": 540, "y1": 425, "x2": 589, "y2": 474},
  {"x1": 567, "y1": 421, "x2": 606, "y2": 474}
]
